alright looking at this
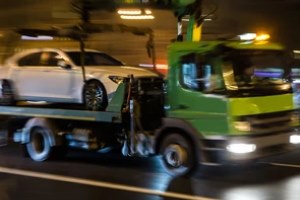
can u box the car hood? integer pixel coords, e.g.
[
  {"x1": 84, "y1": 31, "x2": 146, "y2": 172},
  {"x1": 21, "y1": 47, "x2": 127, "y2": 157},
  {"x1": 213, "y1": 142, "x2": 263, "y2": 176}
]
[{"x1": 84, "y1": 65, "x2": 158, "y2": 77}]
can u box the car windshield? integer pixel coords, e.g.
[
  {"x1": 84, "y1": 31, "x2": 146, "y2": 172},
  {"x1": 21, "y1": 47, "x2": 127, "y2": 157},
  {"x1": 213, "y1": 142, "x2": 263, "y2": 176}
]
[{"x1": 66, "y1": 51, "x2": 124, "y2": 66}]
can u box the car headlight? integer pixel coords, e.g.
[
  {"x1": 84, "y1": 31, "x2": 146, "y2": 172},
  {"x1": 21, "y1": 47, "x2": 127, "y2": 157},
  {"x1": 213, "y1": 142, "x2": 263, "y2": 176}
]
[
  {"x1": 233, "y1": 121, "x2": 251, "y2": 132},
  {"x1": 226, "y1": 143, "x2": 256, "y2": 154},
  {"x1": 109, "y1": 76, "x2": 125, "y2": 84}
]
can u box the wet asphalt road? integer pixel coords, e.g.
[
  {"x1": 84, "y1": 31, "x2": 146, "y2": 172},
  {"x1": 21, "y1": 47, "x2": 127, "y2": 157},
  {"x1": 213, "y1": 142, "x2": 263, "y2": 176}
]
[{"x1": 0, "y1": 141, "x2": 300, "y2": 200}]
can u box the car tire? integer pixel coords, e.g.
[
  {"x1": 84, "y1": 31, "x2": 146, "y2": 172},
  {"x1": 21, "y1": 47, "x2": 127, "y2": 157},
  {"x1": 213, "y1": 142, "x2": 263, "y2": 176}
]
[
  {"x1": 159, "y1": 133, "x2": 198, "y2": 177},
  {"x1": 83, "y1": 81, "x2": 108, "y2": 111},
  {"x1": 26, "y1": 127, "x2": 52, "y2": 162},
  {"x1": 0, "y1": 79, "x2": 15, "y2": 105}
]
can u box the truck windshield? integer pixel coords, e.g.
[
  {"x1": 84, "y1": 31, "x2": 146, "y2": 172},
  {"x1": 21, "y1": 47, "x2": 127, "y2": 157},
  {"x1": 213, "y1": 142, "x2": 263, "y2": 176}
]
[
  {"x1": 222, "y1": 50, "x2": 293, "y2": 97},
  {"x1": 180, "y1": 50, "x2": 292, "y2": 97}
]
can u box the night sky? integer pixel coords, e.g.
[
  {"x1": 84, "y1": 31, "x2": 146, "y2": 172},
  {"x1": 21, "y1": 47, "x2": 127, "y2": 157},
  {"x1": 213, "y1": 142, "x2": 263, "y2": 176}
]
[
  {"x1": 0, "y1": 0, "x2": 299, "y2": 46},
  {"x1": 210, "y1": 0, "x2": 300, "y2": 50}
]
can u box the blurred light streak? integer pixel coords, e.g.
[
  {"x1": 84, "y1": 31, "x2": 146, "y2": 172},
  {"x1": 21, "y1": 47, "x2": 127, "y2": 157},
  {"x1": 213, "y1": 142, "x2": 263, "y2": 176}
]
[
  {"x1": 120, "y1": 15, "x2": 154, "y2": 20},
  {"x1": 144, "y1": 9, "x2": 152, "y2": 15},
  {"x1": 255, "y1": 33, "x2": 270, "y2": 41},
  {"x1": 21, "y1": 35, "x2": 53, "y2": 41},
  {"x1": 293, "y1": 50, "x2": 300, "y2": 54},
  {"x1": 139, "y1": 63, "x2": 168, "y2": 69},
  {"x1": 238, "y1": 33, "x2": 256, "y2": 41},
  {"x1": 117, "y1": 9, "x2": 142, "y2": 15},
  {"x1": 117, "y1": 8, "x2": 152, "y2": 15},
  {"x1": 139, "y1": 63, "x2": 168, "y2": 74}
]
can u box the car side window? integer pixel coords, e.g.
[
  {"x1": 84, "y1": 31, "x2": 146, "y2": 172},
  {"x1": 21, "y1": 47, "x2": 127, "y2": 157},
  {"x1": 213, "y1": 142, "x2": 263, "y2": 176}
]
[
  {"x1": 65, "y1": 52, "x2": 123, "y2": 66},
  {"x1": 18, "y1": 52, "x2": 61, "y2": 67},
  {"x1": 93, "y1": 53, "x2": 121, "y2": 66},
  {"x1": 18, "y1": 52, "x2": 41, "y2": 66},
  {"x1": 39, "y1": 52, "x2": 61, "y2": 66}
]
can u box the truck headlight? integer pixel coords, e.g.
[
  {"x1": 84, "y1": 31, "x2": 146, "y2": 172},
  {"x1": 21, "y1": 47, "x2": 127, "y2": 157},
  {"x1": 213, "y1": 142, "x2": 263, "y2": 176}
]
[
  {"x1": 289, "y1": 134, "x2": 300, "y2": 144},
  {"x1": 226, "y1": 143, "x2": 256, "y2": 154},
  {"x1": 233, "y1": 121, "x2": 251, "y2": 132}
]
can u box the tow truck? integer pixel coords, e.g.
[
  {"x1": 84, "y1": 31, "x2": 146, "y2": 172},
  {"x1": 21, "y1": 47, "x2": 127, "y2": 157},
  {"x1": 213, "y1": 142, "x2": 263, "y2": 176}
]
[{"x1": 1, "y1": 0, "x2": 300, "y2": 177}]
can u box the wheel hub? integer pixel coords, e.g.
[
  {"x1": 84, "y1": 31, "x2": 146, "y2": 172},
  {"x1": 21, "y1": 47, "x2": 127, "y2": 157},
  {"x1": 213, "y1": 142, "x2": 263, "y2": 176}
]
[
  {"x1": 32, "y1": 133, "x2": 45, "y2": 153},
  {"x1": 164, "y1": 144, "x2": 187, "y2": 168},
  {"x1": 86, "y1": 85, "x2": 103, "y2": 109}
]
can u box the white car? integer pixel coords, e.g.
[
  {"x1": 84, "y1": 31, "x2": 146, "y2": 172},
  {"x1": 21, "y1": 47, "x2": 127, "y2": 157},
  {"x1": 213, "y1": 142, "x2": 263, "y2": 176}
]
[{"x1": 0, "y1": 48, "x2": 159, "y2": 110}]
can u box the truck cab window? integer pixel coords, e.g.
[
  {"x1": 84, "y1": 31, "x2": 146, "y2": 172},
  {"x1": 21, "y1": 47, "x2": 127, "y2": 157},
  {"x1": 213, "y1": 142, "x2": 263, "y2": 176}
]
[
  {"x1": 180, "y1": 54, "x2": 223, "y2": 92},
  {"x1": 182, "y1": 63, "x2": 199, "y2": 90},
  {"x1": 224, "y1": 50, "x2": 289, "y2": 87}
]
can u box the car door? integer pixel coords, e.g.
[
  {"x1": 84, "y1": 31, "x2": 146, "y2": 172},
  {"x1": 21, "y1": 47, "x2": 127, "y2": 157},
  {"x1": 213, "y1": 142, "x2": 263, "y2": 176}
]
[{"x1": 11, "y1": 51, "x2": 74, "y2": 102}]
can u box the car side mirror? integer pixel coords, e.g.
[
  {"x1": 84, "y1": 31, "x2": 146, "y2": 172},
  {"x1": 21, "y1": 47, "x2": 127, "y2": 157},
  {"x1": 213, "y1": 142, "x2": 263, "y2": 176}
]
[{"x1": 57, "y1": 60, "x2": 71, "y2": 70}]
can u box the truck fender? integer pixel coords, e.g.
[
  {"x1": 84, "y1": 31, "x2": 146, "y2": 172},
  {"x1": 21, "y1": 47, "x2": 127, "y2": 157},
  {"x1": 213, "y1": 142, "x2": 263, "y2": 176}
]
[
  {"x1": 154, "y1": 118, "x2": 208, "y2": 163},
  {"x1": 21, "y1": 117, "x2": 61, "y2": 146}
]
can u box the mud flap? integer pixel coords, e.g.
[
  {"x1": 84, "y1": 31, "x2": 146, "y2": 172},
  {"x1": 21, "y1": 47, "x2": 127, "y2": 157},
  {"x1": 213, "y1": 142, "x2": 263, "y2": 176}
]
[
  {"x1": 121, "y1": 133, "x2": 130, "y2": 156},
  {"x1": 135, "y1": 133, "x2": 154, "y2": 156},
  {"x1": 121, "y1": 132, "x2": 154, "y2": 157}
]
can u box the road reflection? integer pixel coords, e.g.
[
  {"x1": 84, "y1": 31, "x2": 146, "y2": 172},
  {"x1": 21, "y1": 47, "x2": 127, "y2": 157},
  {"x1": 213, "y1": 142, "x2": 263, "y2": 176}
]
[
  {"x1": 222, "y1": 174, "x2": 300, "y2": 200},
  {"x1": 0, "y1": 177, "x2": 15, "y2": 200},
  {"x1": 0, "y1": 143, "x2": 300, "y2": 200}
]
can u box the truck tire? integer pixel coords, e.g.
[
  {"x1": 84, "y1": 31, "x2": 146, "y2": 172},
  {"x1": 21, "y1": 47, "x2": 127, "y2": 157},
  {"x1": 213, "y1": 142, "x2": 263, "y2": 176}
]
[
  {"x1": 26, "y1": 127, "x2": 52, "y2": 162},
  {"x1": 159, "y1": 133, "x2": 197, "y2": 177}
]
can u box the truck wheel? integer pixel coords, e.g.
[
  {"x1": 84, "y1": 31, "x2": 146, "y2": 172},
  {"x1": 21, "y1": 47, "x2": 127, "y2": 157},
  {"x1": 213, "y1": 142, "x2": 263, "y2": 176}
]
[
  {"x1": 83, "y1": 81, "x2": 108, "y2": 111},
  {"x1": 26, "y1": 127, "x2": 52, "y2": 162},
  {"x1": 159, "y1": 133, "x2": 197, "y2": 177}
]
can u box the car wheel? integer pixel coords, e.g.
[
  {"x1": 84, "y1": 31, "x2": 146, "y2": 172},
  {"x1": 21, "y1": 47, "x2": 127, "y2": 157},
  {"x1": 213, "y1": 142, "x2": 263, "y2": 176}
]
[
  {"x1": 83, "y1": 81, "x2": 108, "y2": 111},
  {"x1": 26, "y1": 127, "x2": 52, "y2": 162},
  {"x1": 159, "y1": 133, "x2": 198, "y2": 177},
  {"x1": 0, "y1": 79, "x2": 15, "y2": 105}
]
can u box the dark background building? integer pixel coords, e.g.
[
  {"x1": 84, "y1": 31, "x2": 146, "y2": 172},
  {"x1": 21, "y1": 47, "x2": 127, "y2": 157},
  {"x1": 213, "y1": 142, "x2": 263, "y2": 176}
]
[{"x1": 0, "y1": 0, "x2": 299, "y2": 66}]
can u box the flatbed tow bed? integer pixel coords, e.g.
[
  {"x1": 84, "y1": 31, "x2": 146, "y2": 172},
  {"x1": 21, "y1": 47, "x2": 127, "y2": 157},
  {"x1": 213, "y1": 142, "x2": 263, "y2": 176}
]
[
  {"x1": 0, "y1": 78, "x2": 166, "y2": 169},
  {"x1": 0, "y1": 105, "x2": 121, "y2": 122}
]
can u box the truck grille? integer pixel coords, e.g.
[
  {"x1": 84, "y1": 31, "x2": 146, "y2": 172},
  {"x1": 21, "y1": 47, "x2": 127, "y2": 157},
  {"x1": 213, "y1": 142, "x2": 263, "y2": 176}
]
[{"x1": 242, "y1": 111, "x2": 293, "y2": 135}]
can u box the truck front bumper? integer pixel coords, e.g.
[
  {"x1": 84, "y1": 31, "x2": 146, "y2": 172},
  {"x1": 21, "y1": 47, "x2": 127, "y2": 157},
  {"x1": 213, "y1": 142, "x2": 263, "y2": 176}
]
[{"x1": 200, "y1": 131, "x2": 300, "y2": 164}]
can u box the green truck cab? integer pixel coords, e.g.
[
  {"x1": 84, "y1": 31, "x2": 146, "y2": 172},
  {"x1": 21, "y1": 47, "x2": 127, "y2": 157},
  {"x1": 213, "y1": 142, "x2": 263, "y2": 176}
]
[{"x1": 155, "y1": 39, "x2": 300, "y2": 176}]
